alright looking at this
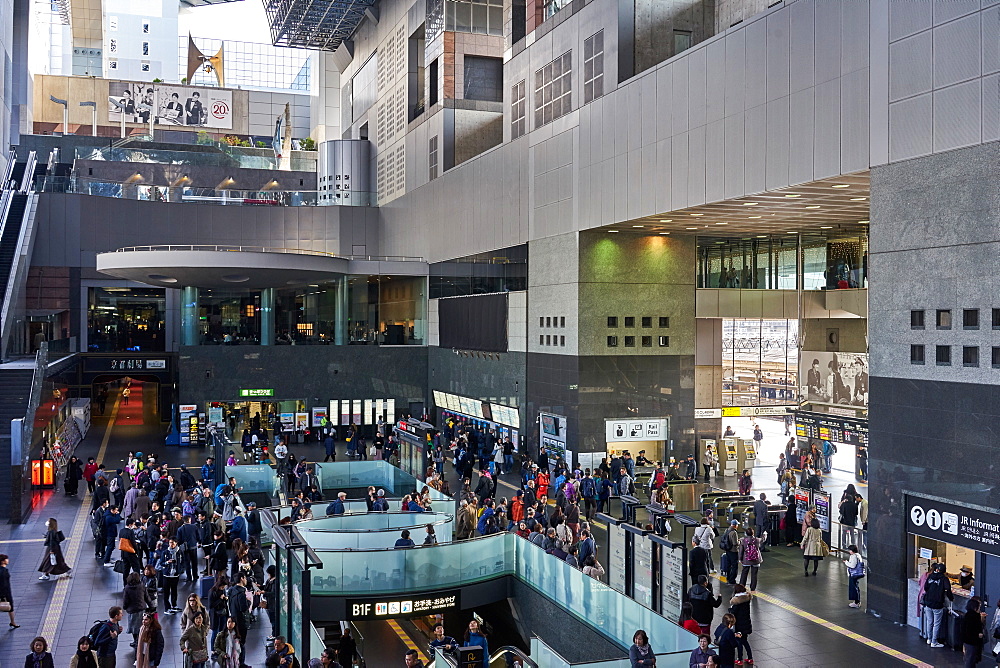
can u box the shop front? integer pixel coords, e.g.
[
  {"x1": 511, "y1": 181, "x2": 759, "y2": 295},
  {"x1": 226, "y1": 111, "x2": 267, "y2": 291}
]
[
  {"x1": 605, "y1": 418, "x2": 670, "y2": 467},
  {"x1": 433, "y1": 390, "x2": 521, "y2": 451},
  {"x1": 905, "y1": 494, "x2": 1000, "y2": 633}
]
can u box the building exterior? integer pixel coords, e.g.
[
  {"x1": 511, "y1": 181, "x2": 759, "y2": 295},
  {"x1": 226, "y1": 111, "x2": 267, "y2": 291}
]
[{"x1": 2, "y1": 0, "x2": 1000, "y2": 630}]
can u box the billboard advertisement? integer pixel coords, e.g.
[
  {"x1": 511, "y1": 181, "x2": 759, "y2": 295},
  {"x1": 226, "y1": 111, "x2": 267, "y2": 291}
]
[
  {"x1": 108, "y1": 81, "x2": 233, "y2": 129},
  {"x1": 799, "y1": 351, "x2": 868, "y2": 407}
]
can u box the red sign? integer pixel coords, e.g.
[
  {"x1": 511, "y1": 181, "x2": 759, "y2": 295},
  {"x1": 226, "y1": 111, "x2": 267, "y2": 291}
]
[{"x1": 212, "y1": 100, "x2": 229, "y2": 119}]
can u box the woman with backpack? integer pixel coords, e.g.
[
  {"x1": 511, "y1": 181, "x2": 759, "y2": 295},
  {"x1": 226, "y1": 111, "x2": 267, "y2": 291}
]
[
  {"x1": 694, "y1": 517, "x2": 717, "y2": 573},
  {"x1": 737, "y1": 527, "x2": 763, "y2": 591},
  {"x1": 843, "y1": 545, "x2": 864, "y2": 608}
]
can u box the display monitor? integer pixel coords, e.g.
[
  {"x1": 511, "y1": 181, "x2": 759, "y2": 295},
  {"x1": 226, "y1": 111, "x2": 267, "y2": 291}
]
[{"x1": 542, "y1": 414, "x2": 559, "y2": 436}]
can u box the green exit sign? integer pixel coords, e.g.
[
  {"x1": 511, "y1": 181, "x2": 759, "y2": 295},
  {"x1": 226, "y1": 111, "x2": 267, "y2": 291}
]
[{"x1": 240, "y1": 388, "x2": 274, "y2": 397}]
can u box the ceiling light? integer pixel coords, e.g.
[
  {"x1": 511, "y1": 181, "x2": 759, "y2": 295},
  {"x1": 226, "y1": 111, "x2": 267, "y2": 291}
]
[
  {"x1": 786, "y1": 231, "x2": 797, "y2": 234},
  {"x1": 805, "y1": 205, "x2": 821, "y2": 209},
  {"x1": 784, "y1": 194, "x2": 800, "y2": 198},
  {"x1": 831, "y1": 184, "x2": 850, "y2": 188},
  {"x1": 659, "y1": 219, "x2": 672, "y2": 222},
  {"x1": 686, "y1": 227, "x2": 699, "y2": 230},
  {"x1": 850, "y1": 197, "x2": 867, "y2": 201},
  {"x1": 608, "y1": 230, "x2": 619, "y2": 233},
  {"x1": 748, "y1": 215, "x2": 761, "y2": 219},
  {"x1": 689, "y1": 213, "x2": 704, "y2": 216},
  {"x1": 743, "y1": 202, "x2": 757, "y2": 206},
  {"x1": 715, "y1": 222, "x2": 728, "y2": 225},
  {"x1": 820, "y1": 226, "x2": 833, "y2": 229},
  {"x1": 659, "y1": 232, "x2": 670, "y2": 235},
  {"x1": 633, "y1": 225, "x2": 644, "y2": 228},
  {"x1": 756, "y1": 235, "x2": 768, "y2": 238},
  {"x1": 858, "y1": 220, "x2": 869, "y2": 224}
]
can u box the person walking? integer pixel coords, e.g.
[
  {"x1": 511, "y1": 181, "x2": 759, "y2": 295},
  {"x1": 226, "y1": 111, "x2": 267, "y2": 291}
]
[
  {"x1": 93, "y1": 606, "x2": 124, "y2": 668},
  {"x1": 629, "y1": 629, "x2": 655, "y2": 667},
  {"x1": 37, "y1": 518, "x2": 71, "y2": 581},
  {"x1": 337, "y1": 627, "x2": 358, "y2": 667},
  {"x1": 729, "y1": 584, "x2": 754, "y2": 665},
  {"x1": 134, "y1": 613, "x2": 164, "y2": 668},
  {"x1": 179, "y1": 611, "x2": 210, "y2": 668},
  {"x1": 689, "y1": 538, "x2": 711, "y2": 587},
  {"x1": 0, "y1": 553, "x2": 18, "y2": 628},
  {"x1": 694, "y1": 517, "x2": 716, "y2": 573},
  {"x1": 719, "y1": 520, "x2": 740, "y2": 585},
  {"x1": 213, "y1": 617, "x2": 243, "y2": 668},
  {"x1": 122, "y1": 573, "x2": 150, "y2": 645},
  {"x1": 801, "y1": 518, "x2": 825, "y2": 576},
  {"x1": 921, "y1": 563, "x2": 953, "y2": 647},
  {"x1": 180, "y1": 594, "x2": 209, "y2": 634},
  {"x1": 23, "y1": 636, "x2": 55, "y2": 668},
  {"x1": 738, "y1": 470, "x2": 752, "y2": 496},
  {"x1": 843, "y1": 545, "x2": 865, "y2": 608},
  {"x1": 70, "y1": 637, "x2": 98, "y2": 668},
  {"x1": 736, "y1": 527, "x2": 763, "y2": 591},
  {"x1": 963, "y1": 596, "x2": 985, "y2": 668},
  {"x1": 66, "y1": 456, "x2": 84, "y2": 496}
]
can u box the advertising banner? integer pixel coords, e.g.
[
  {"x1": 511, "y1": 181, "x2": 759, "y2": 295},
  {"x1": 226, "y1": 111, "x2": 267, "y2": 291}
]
[
  {"x1": 311, "y1": 406, "x2": 327, "y2": 427},
  {"x1": 108, "y1": 81, "x2": 233, "y2": 129},
  {"x1": 799, "y1": 351, "x2": 869, "y2": 407},
  {"x1": 906, "y1": 495, "x2": 1000, "y2": 557}
]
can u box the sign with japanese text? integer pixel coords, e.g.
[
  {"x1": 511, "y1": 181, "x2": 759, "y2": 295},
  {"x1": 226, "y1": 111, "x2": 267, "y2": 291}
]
[
  {"x1": 906, "y1": 495, "x2": 1000, "y2": 557},
  {"x1": 346, "y1": 590, "x2": 460, "y2": 619}
]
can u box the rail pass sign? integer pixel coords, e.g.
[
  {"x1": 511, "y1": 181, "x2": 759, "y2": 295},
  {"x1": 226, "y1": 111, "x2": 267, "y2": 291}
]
[
  {"x1": 347, "y1": 590, "x2": 460, "y2": 619},
  {"x1": 906, "y1": 495, "x2": 1000, "y2": 557}
]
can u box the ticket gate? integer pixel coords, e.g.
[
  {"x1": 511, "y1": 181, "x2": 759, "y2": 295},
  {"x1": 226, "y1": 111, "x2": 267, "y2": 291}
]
[
  {"x1": 736, "y1": 438, "x2": 757, "y2": 473},
  {"x1": 701, "y1": 491, "x2": 747, "y2": 514},
  {"x1": 721, "y1": 438, "x2": 739, "y2": 476}
]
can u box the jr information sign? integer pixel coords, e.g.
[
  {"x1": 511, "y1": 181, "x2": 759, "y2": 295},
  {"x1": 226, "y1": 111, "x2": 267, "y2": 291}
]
[{"x1": 906, "y1": 495, "x2": 1000, "y2": 557}]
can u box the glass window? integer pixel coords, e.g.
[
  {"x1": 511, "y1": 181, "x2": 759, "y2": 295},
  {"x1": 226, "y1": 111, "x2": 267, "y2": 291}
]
[
  {"x1": 659, "y1": 336, "x2": 670, "y2": 347},
  {"x1": 511, "y1": 80, "x2": 526, "y2": 138},
  {"x1": 624, "y1": 317, "x2": 635, "y2": 327},
  {"x1": 560, "y1": 335, "x2": 565, "y2": 346},
  {"x1": 624, "y1": 336, "x2": 636, "y2": 347},
  {"x1": 584, "y1": 31, "x2": 604, "y2": 103},
  {"x1": 534, "y1": 51, "x2": 571, "y2": 128},
  {"x1": 641, "y1": 316, "x2": 652, "y2": 328},
  {"x1": 674, "y1": 30, "x2": 692, "y2": 54},
  {"x1": 641, "y1": 336, "x2": 652, "y2": 347},
  {"x1": 429, "y1": 135, "x2": 439, "y2": 180},
  {"x1": 994, "y1": 308, "x2": 1000, "y2": 329},
  {"x1": 607, "y1": 336, "x2": 618, "y2": 347},
  {"x1": 964, "y1": 309, "x2": 979, "y2": 329},
  {"x1": 607, "y1": 316, "x2": 618, "y2": 328},
  {"x1": 993, "y1": 347, "x2": 1000, "y2": 368},
  {"x1": 936, "y1": 310, "x2": 951, "y2": 329},
  {"x1": 539, "y1": 317, "x2": 544, "y2": 327},
  {"x1": 910, "y1": 310, "x2": 924, "y2": 329},
  {"x1": 546, "y1": 317, "x2": 551, "y2": 327},
  {"x1": 936, "y1": 345, "x2": 951, "y2": 366},
  {"x1": 560, "y1": 317, "x2": 565, "y2": 327},
  {"x1": 659, "y1": 317, "x2": 669, "y2": 328},
  {"x1": 722, "y1": 319, "x2": 798, "y2": 406},
  {"x1": 539, "y1": 335, "x2": 544, "y2": 345},
  {"x1": 464, "y1": 56, "x2": 502, "y2": 102},
  {"x1": 963, "y1": 346, "x2": 979, "y2": 367},
  {"x1": 88, "y1": 287, "x2": 166, "y2": 352},
  {"x1": 910, "y1": 344, "x2": 925, "y2": 365}
]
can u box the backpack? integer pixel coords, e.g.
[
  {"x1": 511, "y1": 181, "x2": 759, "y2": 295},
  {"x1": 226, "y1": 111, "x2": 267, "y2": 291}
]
[
  {"x1": 563, "y1": 481, "x2": 576, "y2": 500},
  {"x1": 88, "y1": 620, "x2": 110, "y2": 646},
  {"x1": 742, "y1": 537, "x2": 760, "y2": 563},
  {"x1": 109, "y1": 477, "x2": 120, "y2": 494},
  {"x1": 719, "y1": 529, "x2": 734, "y2": 552},
  {"x1": 653, "y1": 469, "x2": 665, "y2": 490},
  {"x1": 580, "y1": 477, "x2": 596, "y2": 499},
  {"x1": 848, "y1": 557, "x2": 866, "y2": 578}
]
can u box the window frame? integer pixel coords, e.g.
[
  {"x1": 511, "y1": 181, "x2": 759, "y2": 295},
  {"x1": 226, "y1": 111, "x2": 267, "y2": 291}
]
[
  {"x1": 910, "y1": 344, "x2": 925, "y2": 365},
  {"x1": 936, "y1": 345, "x2": 951, "y2": 366}
]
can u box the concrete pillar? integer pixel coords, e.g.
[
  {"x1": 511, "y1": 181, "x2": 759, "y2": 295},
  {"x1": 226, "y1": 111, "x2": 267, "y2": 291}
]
[
  {"x1": 260, "y1": 288, "x2": 275, "y2": 346},
  {"x1": 180, "y1": 286, "x2": 199, "y2": 346},
  {"x1": 334, "y1": 276, "x2": 347, "y2": 345}
]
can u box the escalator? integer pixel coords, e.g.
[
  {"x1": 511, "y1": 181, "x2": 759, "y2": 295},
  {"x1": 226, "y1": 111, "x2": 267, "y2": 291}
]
[{"x1": 0, "y1": 194, "x2": 28, "y2": 303}]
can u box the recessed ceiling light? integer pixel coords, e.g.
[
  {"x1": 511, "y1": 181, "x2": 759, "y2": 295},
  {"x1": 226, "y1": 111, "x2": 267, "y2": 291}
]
[
  {"x1": 660, "y1": 219, "x2": 672, "y2": 222},
  {"x1": 786, "y1": 230, "x2": 797, "y2": 234},
  {"x1": 659, "y1": 232, "x2": 670, "y2": 235},
  {"x1": 608, "y1": 230, "x2": 619, "y2": 233},
  {"x1": 715, "y1": 222, "x2": 728, "y2": 225},
  {"x1": 756, "y1": 235, "x2": 768, "y2": 238},
  {"x1": 715, "y1": 241, "x2": 725, "y2": 244},
  {"x1": 831, "y1": 184, "x2": 850, "y2": 188},
  {"x1": 633, "y1": 225, "x2": 644, "y2": 228},
  {"x1": 743, "y1": 202, "x2": 757, "y2": 206},
  {"x1": 850, "y1": 197, "x2": 867, "y2": 201},
  {"x1": 858, "y1": 220, "x2": 869, "y2": 224},
  {"x1": 784, "y1": 194, "x2": 800, "y2": 198},
  {"x1": 686, "y1": 227, "x2": 699, "y2": 230},
  {"x1": 690, "y1": 213, "x2": 704, "y2": 216},
  {"x1": 820, "y1": 226, "x2": 833, "y2": 229},
  {"x1": 805, "y1": 205, "x2": 821, "y2": 209}
]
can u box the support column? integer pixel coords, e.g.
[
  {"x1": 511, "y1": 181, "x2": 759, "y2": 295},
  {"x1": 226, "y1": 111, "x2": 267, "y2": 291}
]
[
  {"x1": 260, "y1": 288, "x2": 275, "y2": 346},
  {"x1": 334, "y1": 276, "x2": 347, "y2": 345},
  {"x1": 180, "y1": 286, "x2": 199, "y2": 346}
]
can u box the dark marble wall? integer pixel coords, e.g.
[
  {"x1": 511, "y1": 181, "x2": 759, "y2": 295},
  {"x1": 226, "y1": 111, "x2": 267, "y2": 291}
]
[
  {"x1": 427, "y1": 347, "x2": 527, "y2": 427},
  {"x1": 177, "y1": 346, "x2": 428, "y2": 411},
  {"x1": 867, "y1": 376, "x2": 1000, "y2": 621}
]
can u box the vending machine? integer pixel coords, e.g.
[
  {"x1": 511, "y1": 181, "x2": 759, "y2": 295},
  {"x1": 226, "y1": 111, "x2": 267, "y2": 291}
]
[
  {"x1": 737, "y1": 438, "x2": 757, "y2": 473},
  {"x1": 721, "y1": 438, "x2": 739, "y2": 476}
]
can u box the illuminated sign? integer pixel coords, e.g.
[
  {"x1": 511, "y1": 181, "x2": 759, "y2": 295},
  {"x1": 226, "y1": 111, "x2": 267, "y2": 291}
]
[
  {"x1": 239, "y1": 388, "x2": 274, "y2": 397},
  {"x1": 346, "y1": 590, "x2": 461, "y2": 619}
]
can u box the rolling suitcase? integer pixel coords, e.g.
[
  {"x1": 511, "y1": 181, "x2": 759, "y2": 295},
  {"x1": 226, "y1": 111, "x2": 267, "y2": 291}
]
[{"x1": 199, "y1": 575, "x2": 215, "y2": 601}]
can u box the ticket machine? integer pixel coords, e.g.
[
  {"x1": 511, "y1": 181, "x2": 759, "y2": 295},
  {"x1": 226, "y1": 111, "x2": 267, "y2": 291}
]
[
  {"x1": 721, "y1": 438, "x2": 739, "y2": 476},
  {"x1": 737, "y1": 438, "x2": 757, "y2": 473}
]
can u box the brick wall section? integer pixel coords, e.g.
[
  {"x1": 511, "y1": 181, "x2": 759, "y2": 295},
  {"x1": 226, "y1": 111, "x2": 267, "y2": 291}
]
[{"x1": 25, "y1": 266, "x2": 70, "y2": 311}]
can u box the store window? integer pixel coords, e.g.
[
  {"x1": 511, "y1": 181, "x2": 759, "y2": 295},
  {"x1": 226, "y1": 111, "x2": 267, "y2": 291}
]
[
  {"x1": 722, "y1": 319, "x2": 798, "y2": 406},
  {"x1": 911, "y1": 310, "x2": 925, "y2": 329},
  {"x1": 936, "y1": 345, "x2": 951, "y2": 366},
  {"x1": 584, "y1": 30, "x2": 604, "y2": 103},
  {"x1": 511, "y1": 80, "x2": 526, "y2": 139},
  {"x1": 534, "y1": 51, "x2": 571, "y2": 128},
  {"x1": 963, "y1": 346, "x2": 979, "y2": 367},
  {"x1": 910, "y1": 344, "x2": 925, "y2": 365},
  {"x1": 87, "y1": 287, "x2": 166, "y2": 352}
]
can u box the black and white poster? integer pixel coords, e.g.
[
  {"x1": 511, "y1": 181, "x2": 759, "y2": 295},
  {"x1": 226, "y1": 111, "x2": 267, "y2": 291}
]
[
  {"x1": 906, "y1": 495, "x2": 1000, "y2": 558},
  {"x1": 800, "y1": 351, "x2": 868, "y2": 407},
  {"x1": 108, "y1": 81, "x2": 233, "y2": 129}
]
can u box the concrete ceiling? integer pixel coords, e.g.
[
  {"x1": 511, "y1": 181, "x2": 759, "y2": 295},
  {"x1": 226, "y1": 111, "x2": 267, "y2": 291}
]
[{"x1": 604, "y1": 172, "x2": 870, "y2": 238}]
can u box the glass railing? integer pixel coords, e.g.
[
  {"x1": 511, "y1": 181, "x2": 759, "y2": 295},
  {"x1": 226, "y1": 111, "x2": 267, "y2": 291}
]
[
  {"x1": 74, "y1": 143, "x2": 318, "y2": 172},
  {"x1": 296, "y1": 511, "x2": 454, "y2": 548},
  {"x1": 225, "y1": 464, "x2": 280, "y2": 496},
  {"x1": 313, "y1": 460, "x2": 451, "y2": 503}
]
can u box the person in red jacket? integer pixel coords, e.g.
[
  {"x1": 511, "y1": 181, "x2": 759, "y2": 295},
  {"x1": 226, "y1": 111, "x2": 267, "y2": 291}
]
[
  {"x1": 510, "y1": 491, "x2": 525, "y2": 523},
  {"x1": 83, "y1": 458, "x2": 99, "y2": 494}
]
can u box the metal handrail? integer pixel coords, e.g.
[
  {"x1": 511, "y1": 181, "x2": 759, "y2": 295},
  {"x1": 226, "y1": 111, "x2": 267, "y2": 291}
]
[
  {"x1": 1, "y1": 148, "x2": 16, "y2": 189},
  {"x1": 108, "y1": 245, "x2": 426, "y2": 262},
  {"x1": 0, "y1": 192, "x2": 39, "y2": 361},
  {"x1": 18, "y1": 152, "x2": 37, "y2": 193}
]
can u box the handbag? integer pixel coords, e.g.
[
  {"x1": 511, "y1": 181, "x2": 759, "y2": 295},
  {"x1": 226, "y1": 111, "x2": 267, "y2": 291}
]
[
  {"x1": 820, "y1": 540, "x2": 831, "y2": 557},
  {"x1": 0, "y1": 599, "x2": 11, "y2": 612},
  {"x1": 119, "y1": 537, "x2": 135, "y2": 553},
  {"x1": 191, "y1": 648, "x2": 210, "y2": 664},
  {"x1": 49, "y1": 553, "x2": 58, "y2": 566},
  {"x1": 113, "y1": 559, "x2": 128, "y2": 574}
]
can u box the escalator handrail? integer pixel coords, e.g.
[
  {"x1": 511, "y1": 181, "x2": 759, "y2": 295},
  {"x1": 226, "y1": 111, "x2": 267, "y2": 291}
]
[
  {"x1": 18, "y1": 152, "x2": 36, "y2": 194},
  {"x1": 490, "y1": 645, "x2": 539, "y2": 667},
  {"x1": 0, "y1": 148, "x2": 14, "y2": 188}
]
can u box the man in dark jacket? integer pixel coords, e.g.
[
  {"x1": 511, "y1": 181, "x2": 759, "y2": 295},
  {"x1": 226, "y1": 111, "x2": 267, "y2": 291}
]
[
  {"x1": 176, "y1": 515, "x2": 200, "y2": 582},
  {"x1": 93, "y1": 606, "x2": 124, "y2": 668},
  {"x1": 117, "y1": 518, "x2": 143, "y2": 584},
  {"x1": 210, "y1": 531, "x2": 229, "y2": 577},
  {"x1": 753, "y1": 494, "x2": 770, "y2": 552},
  {"x1": 102, "y1": 506, "x2": 124, "y2": 565},
  {"x1": 246, "y1": 502, "x2": 262, "y2": 542},
  {"x1": 194, "y1": 511, "x2": 213, "y2": 575},
  {"x1": 687, "y1": 575, "x2": 722, "y2": 635},
  {"x1": 689, "y1": 537, "x2": 710, "y2": 586},
  {"x1": 326, "y1": 492, "x2": 346, "y2": 516},
  {"x1": 922, "y1": 562, "x2": 954, "y2": 647},
  {"x1": 227, "y1": 573, "x2": 251, "y2": 663},
  {"x1": 178, "y1": 465, "x2": 196, "y2": 491},
  {"x1": 265, "y1": 636, "x2": 299, "y2": 668}
]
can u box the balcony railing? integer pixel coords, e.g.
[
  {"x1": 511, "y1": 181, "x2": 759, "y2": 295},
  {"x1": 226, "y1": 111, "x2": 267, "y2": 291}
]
[{"x1": 108, "y1": 245, "x2": 425, "y2": 262}]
